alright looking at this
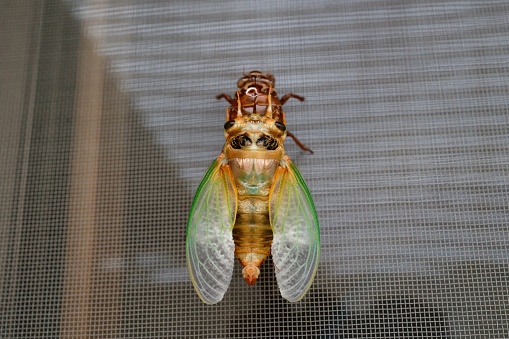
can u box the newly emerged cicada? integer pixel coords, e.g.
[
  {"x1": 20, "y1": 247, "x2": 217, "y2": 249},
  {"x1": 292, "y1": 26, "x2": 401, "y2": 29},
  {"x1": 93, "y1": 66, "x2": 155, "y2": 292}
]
[{"x1": 186, "y1": 71, "x2": 320, "y2": 304}]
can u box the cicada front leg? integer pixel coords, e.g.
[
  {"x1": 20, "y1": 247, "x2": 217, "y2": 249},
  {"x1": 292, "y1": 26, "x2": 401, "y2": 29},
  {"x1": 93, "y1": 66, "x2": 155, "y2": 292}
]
[
  {"x1": 280, "y1": 92, "x2": 305, "y2": 105},
  {"x1": 216, "y1": 93, "x2": 235, "y2": 105}
]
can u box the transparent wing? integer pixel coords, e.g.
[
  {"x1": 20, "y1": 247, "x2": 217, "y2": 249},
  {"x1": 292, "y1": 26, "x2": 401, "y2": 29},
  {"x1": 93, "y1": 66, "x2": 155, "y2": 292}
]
[
  {"x1": 186, "y1": 156, "x2": 237, "y2": 304},
  {"x1": 269, "y1": 158, "x2": 320, "y2": 302}
]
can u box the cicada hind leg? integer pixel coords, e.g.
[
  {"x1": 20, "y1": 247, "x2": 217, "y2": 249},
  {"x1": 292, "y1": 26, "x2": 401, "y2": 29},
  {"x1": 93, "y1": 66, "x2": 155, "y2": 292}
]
[
  {"x1": 286, "y1": 131, "x2": 314, "y2": 154},
  {"x1": 278, "y1": 92, "x2": 314, "y2": 154}
]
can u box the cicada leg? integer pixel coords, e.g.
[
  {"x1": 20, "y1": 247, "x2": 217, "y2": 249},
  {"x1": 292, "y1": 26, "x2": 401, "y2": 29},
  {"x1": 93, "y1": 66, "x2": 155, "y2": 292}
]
[
  {"x1": 216, "y1": 93, "x2": 235, "y2": 105},
  {"x1": 280, "y1": 93, "x2": 305, "y2": 105},
  {"x1": 286, "y1": 131, "x2": 314, "y2": 154},
  {"x1": 279, "y1": 92, "x2": 312, "y2": 153}
]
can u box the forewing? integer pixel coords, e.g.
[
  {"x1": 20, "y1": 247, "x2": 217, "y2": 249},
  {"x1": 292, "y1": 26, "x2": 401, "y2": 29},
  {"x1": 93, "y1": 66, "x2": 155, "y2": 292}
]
[
  {"x1": 186, "y1": 157, "x2": 237, "y2": 304},
  {"x1": 269, "y1": 160, "x2": 320, "y2": 302}
]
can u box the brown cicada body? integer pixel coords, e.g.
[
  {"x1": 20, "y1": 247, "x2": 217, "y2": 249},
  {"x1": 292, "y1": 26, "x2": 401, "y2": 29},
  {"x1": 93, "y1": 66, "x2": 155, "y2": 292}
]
[
  {"x1": 216, "y1": 71, "x2": 313, "y2": 153},
  {"x1": 186, "y1": 71, "x2": 320, "y2": 304}
]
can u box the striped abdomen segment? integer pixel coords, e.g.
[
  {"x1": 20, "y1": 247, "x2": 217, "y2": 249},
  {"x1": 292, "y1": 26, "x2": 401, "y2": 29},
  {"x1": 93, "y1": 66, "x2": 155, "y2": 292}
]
[
  {"x1": 233, "y1": 212, "x2": 273, "y2": 285},
  {"x1": 228, "y1": 157, "x2": 279, "y2": 285}
]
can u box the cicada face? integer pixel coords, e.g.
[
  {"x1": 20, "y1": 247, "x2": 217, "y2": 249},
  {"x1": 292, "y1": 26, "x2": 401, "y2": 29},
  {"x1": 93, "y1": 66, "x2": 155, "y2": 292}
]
[
  {"x1": 186, "y1": 71, "x2": 320, "y2": 304},
  {"x1": 222, "y1": 114, "x2": 286, "y2": 157}
]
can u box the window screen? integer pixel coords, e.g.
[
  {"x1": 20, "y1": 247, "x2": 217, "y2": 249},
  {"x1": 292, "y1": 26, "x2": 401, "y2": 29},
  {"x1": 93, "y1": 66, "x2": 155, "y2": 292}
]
[{"x1": 1, "y1": 0, "x2": 508, "y2": 337}]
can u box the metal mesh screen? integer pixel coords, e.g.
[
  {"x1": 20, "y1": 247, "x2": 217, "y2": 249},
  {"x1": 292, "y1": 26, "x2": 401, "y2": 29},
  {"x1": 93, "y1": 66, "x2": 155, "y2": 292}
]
[{"x1": 1, "y1": 0, "x2": 508, "y2": 337}]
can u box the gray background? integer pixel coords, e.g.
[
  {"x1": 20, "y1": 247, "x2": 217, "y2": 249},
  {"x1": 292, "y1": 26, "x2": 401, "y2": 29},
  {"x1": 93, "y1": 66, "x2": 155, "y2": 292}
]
[{"x1": 1, "y1": 0, "x2": 508, "y2": 337}]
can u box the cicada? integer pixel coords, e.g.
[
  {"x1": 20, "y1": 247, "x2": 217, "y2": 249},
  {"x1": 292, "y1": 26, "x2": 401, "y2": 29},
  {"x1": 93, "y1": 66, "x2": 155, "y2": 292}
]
[{"x1": 186, "y1": 71, "x2": 320, "y2": 304}]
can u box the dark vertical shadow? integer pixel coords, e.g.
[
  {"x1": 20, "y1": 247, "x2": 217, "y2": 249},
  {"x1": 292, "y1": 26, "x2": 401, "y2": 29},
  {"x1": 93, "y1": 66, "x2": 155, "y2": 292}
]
[{"x1": 3, "y1": 1, "x2": 80, "y2": 337}]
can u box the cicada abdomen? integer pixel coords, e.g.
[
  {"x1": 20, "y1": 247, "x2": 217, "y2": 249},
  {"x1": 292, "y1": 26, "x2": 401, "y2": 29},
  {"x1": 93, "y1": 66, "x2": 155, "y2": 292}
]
[{"x1": 186, "y1": 71, "x2": 320, "y2": 304}]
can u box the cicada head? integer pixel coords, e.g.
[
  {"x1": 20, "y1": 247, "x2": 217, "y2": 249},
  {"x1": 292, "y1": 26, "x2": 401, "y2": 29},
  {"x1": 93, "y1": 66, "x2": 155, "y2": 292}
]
[{"x1": 223, "y1": 114, "x2": 287, "y2": 158}]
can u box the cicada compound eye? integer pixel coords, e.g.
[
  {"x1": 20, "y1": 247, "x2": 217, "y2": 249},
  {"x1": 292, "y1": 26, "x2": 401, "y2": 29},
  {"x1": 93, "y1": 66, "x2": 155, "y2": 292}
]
[
  {"x1": 224, "y1": 120, "x2": 236, "y2": 130},
  {"x1": 274, "y1": 121, "x2": 286, "y2": 132}
]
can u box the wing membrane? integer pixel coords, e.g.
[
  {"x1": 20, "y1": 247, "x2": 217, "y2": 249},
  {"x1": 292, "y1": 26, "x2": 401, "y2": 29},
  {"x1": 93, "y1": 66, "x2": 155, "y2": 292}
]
[
  {"x1": 269, "y1": 159, "x2": 320, "y2": 302},
  {"x1": 186, "y1": 157, "x2": 237, "y2": 304}
]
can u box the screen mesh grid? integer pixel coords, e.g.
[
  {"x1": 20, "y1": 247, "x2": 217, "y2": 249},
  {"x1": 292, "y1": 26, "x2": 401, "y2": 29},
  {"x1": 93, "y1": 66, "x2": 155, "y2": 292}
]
[{"x1": 1, "y1": 0, "x2": 508, "y2": 337}]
